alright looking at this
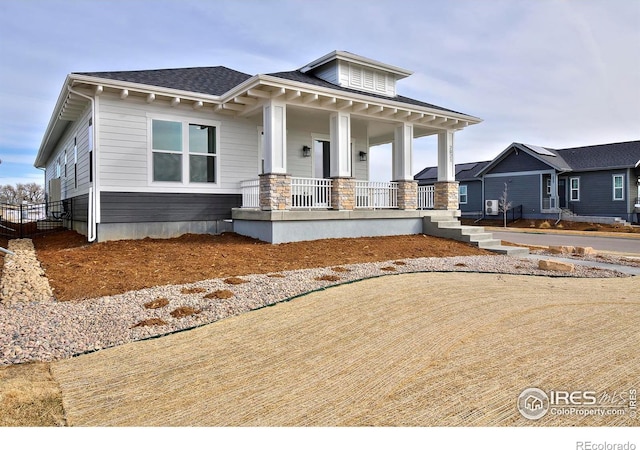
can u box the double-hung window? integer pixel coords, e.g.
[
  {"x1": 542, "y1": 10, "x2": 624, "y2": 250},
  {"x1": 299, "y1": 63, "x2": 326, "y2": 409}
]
[
  {"x1": 459, "y1": 185, "x2": 468, "y2": 204},
  {"x1": 570, "y1": 177, "x2": 580, "y2": 201},
  {"x1": 613, "y1": 174, "x2": 624, "y2": 201},
  {"x1": 151, "y1": 118, "x2": 218, "y2": 184}
]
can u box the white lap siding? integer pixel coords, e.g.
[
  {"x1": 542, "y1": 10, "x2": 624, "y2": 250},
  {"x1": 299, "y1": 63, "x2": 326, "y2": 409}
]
[
  {"x1": 97, "y1": 93, "x2": 259, "y2": 193},
  {"x1": 44, "y1": 106, "x2": 93, "y2": 201}
]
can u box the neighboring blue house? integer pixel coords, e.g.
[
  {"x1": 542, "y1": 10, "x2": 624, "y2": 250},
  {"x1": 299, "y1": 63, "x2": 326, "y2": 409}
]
[
  {"x1": 416, "y1": 140, "x2": 640, "y2": 224},
  {"x1": 415, "y1": 161, "x2": 490, "y2": 216}
]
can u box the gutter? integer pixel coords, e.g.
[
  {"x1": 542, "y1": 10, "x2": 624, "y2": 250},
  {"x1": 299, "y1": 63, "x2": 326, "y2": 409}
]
[{"x1": 67, "y1": 86, "x2": 98, "y2": 243}]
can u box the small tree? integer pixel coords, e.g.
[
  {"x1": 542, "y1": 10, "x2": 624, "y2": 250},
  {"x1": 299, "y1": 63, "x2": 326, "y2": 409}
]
[{"x1": 498, "y1": 182, "x2": 512, "y2": 228}]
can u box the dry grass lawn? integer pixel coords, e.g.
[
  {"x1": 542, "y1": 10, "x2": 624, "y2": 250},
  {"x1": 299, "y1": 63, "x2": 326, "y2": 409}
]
[
  {"x1": 50, "y1": 273, "x2": 639, "y2": 426},
  {"x1": 0, "y1": 363, "x2": 65, "y2": 426}
]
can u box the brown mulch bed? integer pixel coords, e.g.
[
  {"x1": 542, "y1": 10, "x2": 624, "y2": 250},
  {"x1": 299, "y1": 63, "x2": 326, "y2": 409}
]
[{"x1": 31, "y1": 231, "x2": 490, "y2": 301}]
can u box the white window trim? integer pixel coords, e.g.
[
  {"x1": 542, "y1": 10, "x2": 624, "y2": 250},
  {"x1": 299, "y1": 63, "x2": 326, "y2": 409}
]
[
  {"x1": 147, "y1": 115, "x2": 221, "y2": 187},
  {"x1": 459, "y1": 184, "x2": 468, "y2": 205},
  {"x1": 612, "y1": 174, "x2": 624, "y2": 201},
  {"x1": 570, "y1": 177, "x2": 580, "y2": 202}
]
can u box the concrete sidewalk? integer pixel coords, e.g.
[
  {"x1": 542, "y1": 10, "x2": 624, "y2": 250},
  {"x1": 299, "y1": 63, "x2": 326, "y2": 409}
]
[{"x1": 487, "y1": 227, "x2": 640, "y2": 255}]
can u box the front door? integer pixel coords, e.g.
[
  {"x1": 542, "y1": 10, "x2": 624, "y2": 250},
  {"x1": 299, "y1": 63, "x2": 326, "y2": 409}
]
[
  {"x1": 558, "y1": 178, "x2": 567, "y2": 209},
  {"x1": 314, "y1": 140, "x2": 330, "y2": 179}
]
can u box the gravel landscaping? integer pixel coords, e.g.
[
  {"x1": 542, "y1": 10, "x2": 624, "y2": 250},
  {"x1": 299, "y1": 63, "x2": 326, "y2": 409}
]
[{"x1": 0, "y1": 237, "x2": 632, "y2": 367}]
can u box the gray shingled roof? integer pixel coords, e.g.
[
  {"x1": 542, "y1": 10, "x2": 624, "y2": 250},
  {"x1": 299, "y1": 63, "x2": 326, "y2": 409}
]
[
  {"x1": 555, "y1": 141, "x2": 640, "y2": 171},
  {"x1": 76, "y1": 64, "x2": 470, "y2": 116},
  {"x1": 414, "y1": 160, "x2": 491, "y2": 184},
  {"x1": 417, "y1": 141, "x2": 640, "y2": 182},
  {"x1": 75, "y1": 66, "x2": 253, "y2": 96},
  {"x1": 267, "y1": 70, "x2": 467, "y2": 115}
]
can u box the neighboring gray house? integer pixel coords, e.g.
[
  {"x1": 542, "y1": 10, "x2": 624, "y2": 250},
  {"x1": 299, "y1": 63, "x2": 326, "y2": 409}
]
[
  {"x1": 34, "y1": 50, "x2": 481, "y2": 243},
  {"x1": 416, "y1": 141, "x2": 640, "y2": 224},
  {"x1": 415, "y1": 161, "x2": 490, "y2": 216}
]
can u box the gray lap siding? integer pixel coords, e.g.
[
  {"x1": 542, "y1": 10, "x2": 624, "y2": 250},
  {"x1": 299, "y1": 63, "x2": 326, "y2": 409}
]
[
  {"x1": 100, "y1": 192, "x2": 241, "y2": 223},
  {"x1": 568, "y1": 170, "x2": 630, "y2": 217},
  {"x1": 484, "y1": 175, "x2": 542, "y2": 217},
  {"x1": 460, "y1": 180, "x2": 483, "y2": 213}
]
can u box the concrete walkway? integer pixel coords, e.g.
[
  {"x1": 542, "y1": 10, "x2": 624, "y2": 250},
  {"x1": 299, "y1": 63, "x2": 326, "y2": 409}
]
[{"x1": 488, "y1": 228, "x2": 640, "y2": 255}]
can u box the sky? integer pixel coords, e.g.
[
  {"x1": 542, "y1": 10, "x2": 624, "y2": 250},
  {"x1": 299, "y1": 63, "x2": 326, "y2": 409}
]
[{"x1": 0, "y1": 0, "x2": 639, "y2": 187}]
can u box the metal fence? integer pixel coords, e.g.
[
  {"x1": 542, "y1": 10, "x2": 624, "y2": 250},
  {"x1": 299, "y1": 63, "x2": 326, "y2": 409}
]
[{"x1": 0, "y1": 200, "x2": 71, "y2": 239}]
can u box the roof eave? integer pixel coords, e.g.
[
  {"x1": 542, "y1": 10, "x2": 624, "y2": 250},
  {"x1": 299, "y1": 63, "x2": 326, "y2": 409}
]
[
  {"x1": 35, "y1": 75, "x2": 75, "y2": 169},
  {"x1": 255, "y1": 74, "x2": 482, "y2": 124}
]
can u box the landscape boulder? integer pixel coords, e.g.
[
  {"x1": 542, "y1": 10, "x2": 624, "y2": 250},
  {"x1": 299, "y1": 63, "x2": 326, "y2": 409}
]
[{"x1": 538, "y1": 259, "x2": 575, "y2": 273}]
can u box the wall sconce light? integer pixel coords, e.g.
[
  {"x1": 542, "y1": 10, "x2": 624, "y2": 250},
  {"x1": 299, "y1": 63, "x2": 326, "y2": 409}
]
[
  {"x1": 359, "y1": 151, "x2": 367, "y2": 161},
  {"x1": 302, "y1": 145, "x2": 311, "y2": 157}
]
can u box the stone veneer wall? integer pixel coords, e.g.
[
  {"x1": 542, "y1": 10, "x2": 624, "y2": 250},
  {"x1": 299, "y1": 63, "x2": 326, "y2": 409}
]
[
  {"x1": 396, "y1": 180, "x2": 418, "y2": 210},
  {"x1": 331, "y1": 177, "x2": 355, "y2": 210},
  {"x1": 434, "y1": 181, "x2": 459, "y2": 210},
  {"x1": 260, "y1": 173, "x2": 291, "y2": 211}
]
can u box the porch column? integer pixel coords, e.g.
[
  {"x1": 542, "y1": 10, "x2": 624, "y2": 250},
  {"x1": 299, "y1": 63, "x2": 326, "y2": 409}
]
[
  {"x1": 435, "y1": 130, "x2": 458, "y2": 210},
  {"x1": 393, "y1": 123, "x2": 417, "y2": 210},
  {"x1": 330, "y1": 111, "x2": 355, "y2": 210},
  {"x1": 260, "y1": 100, "x2": 290, "y2": 211},
  {"x1": 263, "y1": 100, "x2": 287, "y2": 174}
]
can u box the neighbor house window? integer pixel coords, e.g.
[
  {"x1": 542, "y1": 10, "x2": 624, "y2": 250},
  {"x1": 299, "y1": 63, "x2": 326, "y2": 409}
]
[
  {"x1": 570, "y1": 177, "x2": 580, "y2": 201},
  {"x1": 459, "y1": 185, "x2": 468, "y2": 204},
  {"x1": 150, "y1": 118, "x2": 218, "y2": 184},
  {"x1": 613, "y1": 175, "x2": 624, "y2": 201}
]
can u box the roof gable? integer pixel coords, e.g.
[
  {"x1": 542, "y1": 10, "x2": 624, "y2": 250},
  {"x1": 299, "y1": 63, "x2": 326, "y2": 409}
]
[{"x1": 475, "y1": 143, "x2": 570, "y2": 177}]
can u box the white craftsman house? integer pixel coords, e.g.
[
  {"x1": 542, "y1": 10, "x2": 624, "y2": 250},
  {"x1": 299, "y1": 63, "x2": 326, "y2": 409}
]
[{"x1": 35, "y1": 50, "x2": 481, "y2": 243}]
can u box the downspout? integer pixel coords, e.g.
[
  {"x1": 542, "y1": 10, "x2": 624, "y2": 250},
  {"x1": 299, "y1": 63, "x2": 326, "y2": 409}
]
[{"x1": 67, "y1": 86, "x2": 97, "y2": 242}]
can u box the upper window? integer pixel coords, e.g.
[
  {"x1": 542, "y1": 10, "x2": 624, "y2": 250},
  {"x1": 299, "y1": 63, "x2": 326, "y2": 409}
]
[
  {"x1": 570, "y1": 177, "x2": 580, "y2": 201},
  {"x1": 150, "y1": 118, "x2": 218, "y2": 184},
  {"x1": 459, "y1": 185, "x2": 468, "y2": 204},
  {"x1": 613, "y1": 174, "x2": 624, "y2": 201}
]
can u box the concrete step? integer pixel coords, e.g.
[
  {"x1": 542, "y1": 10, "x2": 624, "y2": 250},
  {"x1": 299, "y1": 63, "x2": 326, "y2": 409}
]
[
  {"x1": 482, "y1": 244, "x2": 530, "y2": 256},
  {"x1": 476, "y1": 238, "x2": 503, "y2": 248},
  {"x1": 422, "y1": 215, "x2": 529, "y2": 256}
]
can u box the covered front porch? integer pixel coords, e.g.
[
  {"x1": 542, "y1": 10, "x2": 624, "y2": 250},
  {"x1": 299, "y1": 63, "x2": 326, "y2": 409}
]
[{"x1": 229, "y1": 79, "x2": 476, "y2": 243}]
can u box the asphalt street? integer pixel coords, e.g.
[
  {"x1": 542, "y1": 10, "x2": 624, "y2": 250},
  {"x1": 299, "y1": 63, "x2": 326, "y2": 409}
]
[{"x1": 489, "y1": 230, "x2": 640, "y2": 255}]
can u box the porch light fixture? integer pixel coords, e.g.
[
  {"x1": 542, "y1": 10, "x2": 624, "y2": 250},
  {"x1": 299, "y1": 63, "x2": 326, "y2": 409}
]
[
  {"x1": 302, "y1": 145, "x2": 311, "y2": 157},
  {"x1": 359, "y1": 151, "x2": 367, "y2": 161}
]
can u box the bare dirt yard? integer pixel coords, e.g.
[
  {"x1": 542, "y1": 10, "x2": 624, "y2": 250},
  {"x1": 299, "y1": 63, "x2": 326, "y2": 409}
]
[
  {"x1": 31, "y1": 230, "x2": 490, "y2": 301},
  {"x1": 463, "y1": 218, "x2": 640, "y2": 233}
]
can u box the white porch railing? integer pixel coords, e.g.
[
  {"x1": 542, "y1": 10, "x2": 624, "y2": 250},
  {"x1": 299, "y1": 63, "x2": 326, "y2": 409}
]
[
  {"x1": 417, "y1": 185, "x2": 435, "y2": 209},
  {"x1": 240, "y1": 179, "x2": 260, "y2": 208},
  {"x1": 291, "y1": 177, "x2": 332, "y2": 209},
  {"x1": 355, "y1": 181, "x2": 398, "y2": 209}
]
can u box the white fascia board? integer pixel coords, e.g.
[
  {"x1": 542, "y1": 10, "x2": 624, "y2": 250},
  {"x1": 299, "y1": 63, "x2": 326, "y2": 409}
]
[
  {"x1": 254, "y1": 75, "x2": 481, "y2": 123},
  {"x1": 300, "y1": 50, "x2": 413, "y2": 79}
]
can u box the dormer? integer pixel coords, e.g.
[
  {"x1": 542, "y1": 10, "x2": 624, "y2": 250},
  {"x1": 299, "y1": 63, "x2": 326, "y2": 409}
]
[{"x1": 299, "y1": 50, "x2": 413, "y2": 97}]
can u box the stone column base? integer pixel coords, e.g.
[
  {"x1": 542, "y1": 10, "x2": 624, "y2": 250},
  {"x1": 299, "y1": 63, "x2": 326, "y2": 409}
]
[
  {"x1": 260, "y1": 173, "x2": 291, "y2": 211},
  {"x1": 331, "y1": 177, "x2": 355, "y2": 210},
  {"x1": 395, "y1": 180, "x2": 418, "y2": 210},
  {"x1": 434, "y1": 181, "x2": 459, "y2": 210}
]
